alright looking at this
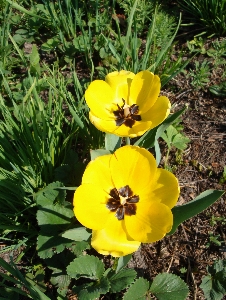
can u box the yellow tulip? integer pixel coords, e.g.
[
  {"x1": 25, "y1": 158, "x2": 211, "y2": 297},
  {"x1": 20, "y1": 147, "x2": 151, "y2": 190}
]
[
  {"x1": 85, "y1": 70, "x2": 171, "y2": 137},
  {"x1": 73, "y1": 146, "x2": 180, "y2": 257}
]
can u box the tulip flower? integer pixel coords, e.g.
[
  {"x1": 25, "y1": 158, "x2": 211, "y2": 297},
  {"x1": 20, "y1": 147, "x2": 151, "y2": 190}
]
[
  {"x1": 73, "y1": 146, "x2": 179, "y2": 257},
  {"x1": 85, "y1": 70, "x2": 171, "y2": 137}
]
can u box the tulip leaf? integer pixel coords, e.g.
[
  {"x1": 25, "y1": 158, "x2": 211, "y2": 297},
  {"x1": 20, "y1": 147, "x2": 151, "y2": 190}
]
[
  {"x1": 135, "y1": 106, "x2": 187, "y2": 149},
  {"x1": 90, "y1": 149, "x2": 111, "y2": 160},
  {"x1": 150, "y1": 273, "x2": 189, "y2": 300},
  {"x1": 108, "y1": 269, "x2": 137, "y2": 293},
  {"x1": 116, "y1": 254, "x2": 132, "y2": 273},
  {"x1": 67, "y1": 255, "x2": 105, "y2": 280},
  {"x1": 61, "y1": 227, "x2": 91, "y2": 241},
  {"x1": 168, "y1": 189, "x2": 225, "y2": 235},
  {"x1": 105, "y1": 133, "x2": 122, "y2": 152},
  {"x1": 123, "y1": 277, "x2": 150, "y2": 300}
]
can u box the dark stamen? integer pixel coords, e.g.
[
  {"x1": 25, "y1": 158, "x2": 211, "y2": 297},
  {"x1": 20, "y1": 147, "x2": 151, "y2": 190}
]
[
  {"x1": 113, "y1": 99, "x2": 141, "y2": 128},
  {"x1": 124, "y1": 203, "x2": 137, "y2": 216},
  {"x1": 106, "y1": 186, "x2": 139, "y2": 220},
  {"x1": 118, "y1": 185, "x2": 133, "y2": 198},
  {"x1": 115, "y1": 206, "x2": 124, "y2": 220}
]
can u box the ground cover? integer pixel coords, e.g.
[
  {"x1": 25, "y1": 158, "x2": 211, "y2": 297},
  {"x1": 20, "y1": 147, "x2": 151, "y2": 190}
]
[{"x1": 0, "y1": 0, "x2": 226, "y2": 299}]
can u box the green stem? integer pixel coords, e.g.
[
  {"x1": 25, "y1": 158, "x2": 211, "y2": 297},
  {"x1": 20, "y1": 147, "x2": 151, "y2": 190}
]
[{"x1": 125, "y1": 137, "x2": 130, "y2": 145}]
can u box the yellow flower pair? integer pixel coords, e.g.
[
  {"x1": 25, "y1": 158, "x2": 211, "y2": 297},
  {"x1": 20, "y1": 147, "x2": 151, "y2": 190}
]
[{"x1": 73, "y1": 70, "x2": 179, "y2": 257}]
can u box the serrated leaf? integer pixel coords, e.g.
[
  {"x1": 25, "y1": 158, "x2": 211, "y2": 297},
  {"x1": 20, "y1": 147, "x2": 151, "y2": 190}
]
[
  {"x1": 208, "y1": 260, "x2": 226, "y2": 275},
  {"x1": 61, "y1": 227, "x2": 91, "y2": 241},
  {"x1": 67, "y1": 255, "x2": 105, "y2": 280},
  {"x1": 108, "y1": 269, "x2": 137, "y2": 293},
  {"x1": 37, "y1": 203, "x2": 74, "y2": 234},
  {"x1": 37, "y1": 234, "x2": 73, "y2": 259},
  {"x1": 150, "y1": 273, "x2": 189, "y2": 300},
  {"x1": 162, "y1": 125, "x2": 178, "y2": 147},
  {"x1": 168, "y1": 190, "x2": 225, "y2": 235},
  {"x1": 57, "y1": 286, "x2": 68, "y2": 299},
  {"x1": 71, "y1": 241, "x2": 90, "y2": 256},
  {"x1": 74, "y1": 277, "x2": 110, "y2": 300},
  {"x1": 200, "y1": 260, "x2": 226, "y2": 300},
  {"x1": 123, "y1": 277, "x2": 150, "y2": 300},
  {"x1": 105, "y1": 133, "x2": 122, "y2": 152},
  {"x1": 116, "y1": 254, "x2": 132, "y2": 273},
  {"x1": 172, "y1": 134, "x2": 190, "y2": 150},
  {"x1": 90, "y1": 149, "x2": 111, "y2": 160},
  {"x1": 35, "y1": 181, "x2": 66, "y2": 206},
  {"x1": 51, "y1": 270, "x2": 71, "y2": 289}
]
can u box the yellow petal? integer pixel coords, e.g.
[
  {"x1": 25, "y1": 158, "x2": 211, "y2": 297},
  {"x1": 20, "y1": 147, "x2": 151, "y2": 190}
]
[
  {"x1": 129, "y1": 71, "x2": 160, "y2": 114},
  {"x1": 141, "y1": 95, "x2": 171, "y2": 128},
  {"x1": 105, "y1": 70, "x2": 135, "y2": 102},
  {"x1": 85, "y1": 80, "x2": 115, "y2": 120},
  {"x1": 73, "y1": 184, "x2": 111, "y2": 230},
  {"x1": 125, "y1": 202, "x2": 173, "y2": 243},
  {"x1": 110, "y1": 145, "x2": 157, "y2": 197},
  {"x1": 82, "y1": 154, "x2": 113, "y2": 193},
  {"x1": 91, "y1": 214, "x2": 140, "y2": 257},
  {"x1": 151, "y1": 169, "x2": 180, "y2": 209},
  {"x1": 89, "y1": 112, "x2": 117, "y2": 134}
]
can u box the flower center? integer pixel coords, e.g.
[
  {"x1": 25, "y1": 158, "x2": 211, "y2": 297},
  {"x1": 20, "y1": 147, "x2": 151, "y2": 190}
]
[
  {"x1": 113, "y1": 99, "x2": 142, "y2": 128},
  {"x1": 106, "y1": 185, "x2": 139, "y2": 220}
]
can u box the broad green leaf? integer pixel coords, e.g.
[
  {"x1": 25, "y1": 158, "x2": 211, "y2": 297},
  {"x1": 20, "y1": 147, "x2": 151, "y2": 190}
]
[
  {"x1": 67, "y1": 255, "x2": 105, "y2": 280},
  {"x1": 37, "y1": 234, "x2": 73, "y2": 259},
  {"x1": 108, "y1": 269, "x2": 137, "y2": 293},
  {"x1": 208, "y1": 260, "x2": 226, "y2": 275},
  {"x1": 50, "y1": 271, "x2": 71, "y2": 289},
  {"x1": 172, "y1": 134, "x2": 190, "y2": 150},
  {"x1": 168, "y1": 189, "x2": 225, "y2": 235},
  {"x1": 34, "y1": 181, "x2": 66, "y2": 207},
  {"x1": 90, "y1": 149, "x2": 111, "y2": 160},
  {"x1": 105, "y1": 133, "x2": 122, "y2": 152},
  {"x1": 150, "y1": 273, "x2": 189, "y2": 300},
  {"x1": 135, "y1": 106, "x2": 187, "y2": 149},
  {"x1": 123, "y1": 277, "x2": 150, "y2": 300},
  {"x1": 37, "y1": 203, "x2": 74, "y2": 234},
  {"x1": 61, "y1": 227, "x2": 91, "y2": 241},
  {"x1": 71, "y1": 241, "x2": 91, "y2": 256},
  {"x1": 161, "y1": 125, "x2": 190, "y2": 151},
  {"x1": 200, "y1": 260, "x2": 226, "y2": 300},
  {"x1": 73, "y1": 277, "x2": 110, "y2": 300},
  {"x1": 116, "y1": 254, "x2": 132, "y2": 273}
]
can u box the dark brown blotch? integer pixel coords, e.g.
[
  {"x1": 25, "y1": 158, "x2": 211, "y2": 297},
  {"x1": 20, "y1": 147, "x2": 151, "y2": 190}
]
[
  {"x1": 124, "y1": 203, "x2": 137, "y2": 216},
  {"x1": 115, "y1": 206, "x2": 124, "y2": 220},
  {"x1": 127, "y1": 195, "x2": 139, "y2": 203},
  {"x1": 119, "y1": 185, "x2": 133, "y2": 198}
]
